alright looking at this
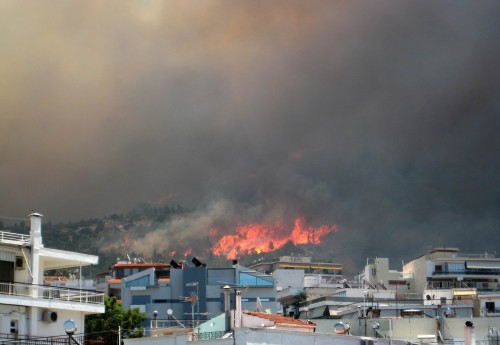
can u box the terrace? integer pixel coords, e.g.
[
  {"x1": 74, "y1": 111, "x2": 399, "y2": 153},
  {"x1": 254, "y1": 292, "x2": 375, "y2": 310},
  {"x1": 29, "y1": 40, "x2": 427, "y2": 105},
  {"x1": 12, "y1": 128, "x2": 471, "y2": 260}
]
[
  {"x1": 0, "y1": 281, "x2": 104, "y2": 312},
  {"x1": 0, "y1": 230, "x2": 30, "y2": 246}
]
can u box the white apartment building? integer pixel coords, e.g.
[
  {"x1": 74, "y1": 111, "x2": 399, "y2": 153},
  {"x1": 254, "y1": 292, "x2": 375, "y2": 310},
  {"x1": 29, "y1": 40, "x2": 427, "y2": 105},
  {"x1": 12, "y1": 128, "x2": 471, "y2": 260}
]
[
  {"x1": 0, "y1": 213, "x2": 104, "y2": 340},
  {"x1": 403, "y1": 247, "x2": 500, "y2": 295}
]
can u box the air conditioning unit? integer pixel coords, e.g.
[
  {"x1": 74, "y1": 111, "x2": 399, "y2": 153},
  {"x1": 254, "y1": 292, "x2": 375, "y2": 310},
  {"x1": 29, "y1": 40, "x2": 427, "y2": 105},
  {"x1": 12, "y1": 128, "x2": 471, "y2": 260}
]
[
  {"x1": 43, "y1": 311, "x2": 58, "y2": 323},
  {"x1": 15, "y1": 257, "x2": 25, "y2": 270}
]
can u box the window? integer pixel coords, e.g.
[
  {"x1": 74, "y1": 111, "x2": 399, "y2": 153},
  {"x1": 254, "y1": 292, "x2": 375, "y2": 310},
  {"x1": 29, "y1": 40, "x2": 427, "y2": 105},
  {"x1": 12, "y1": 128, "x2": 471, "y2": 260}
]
[
  {"x1": 447, "y1": 263, "x2": 465, "y2": 272},
  {"x1": 440, "y1": 297, "x2": 447, "y2": 305},
  {"x1": 0, "y1": 261, "x2": 14, "y2": 283},
  {"x1": 435, "y1": 265, "x2": 443, "y2": 272},
  {"x1": 239, "y1": 273, "x2": 273, "y2": 287},
  {"x1": 131, "y1": 295, "x2": 151, "y2": 304},
  {"x1": 207, "y1": 269, "x2": 235, "y2": 285},
  {"x1": 125, "y1": 276, "x2": 149, "y2": 288},
  {"x1": 153, "y1": 299, "x2": 168, "y2": 303},
  {"x1": 485, "y1": 302, "x2": 495, "y2": 312},
  {"x1": 10, "y1": 320, "x2": 18, "y2": 335}
]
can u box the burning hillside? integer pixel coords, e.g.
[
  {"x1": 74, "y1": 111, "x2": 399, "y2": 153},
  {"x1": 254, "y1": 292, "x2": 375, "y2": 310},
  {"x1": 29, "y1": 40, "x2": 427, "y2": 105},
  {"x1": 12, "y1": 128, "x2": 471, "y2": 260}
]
[{"x1": 211, "y1": 216, "x2": 337, "y2": 259}]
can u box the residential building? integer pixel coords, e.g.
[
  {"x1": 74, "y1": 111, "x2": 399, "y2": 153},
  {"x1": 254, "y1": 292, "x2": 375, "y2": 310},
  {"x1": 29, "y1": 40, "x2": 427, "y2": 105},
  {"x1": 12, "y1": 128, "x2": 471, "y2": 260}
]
[
  {"x1": 108, "y1": 258, "x2": 277, "y2": 327},
  {"x1": 402, "y1": 247, "x2": 500, "y2": 295},
  {"x1": 96, "y1": 261, "x2": 171, "y2": 299},
  {"x1": 0, "y1": 213, "x2": 104, "y2": 340},
  {"x1": 358, "y1": 257, "x2": 412, "y2": 292},
  {"x1": 249, "y1": 255, "x2": 343, "y2": 315}
]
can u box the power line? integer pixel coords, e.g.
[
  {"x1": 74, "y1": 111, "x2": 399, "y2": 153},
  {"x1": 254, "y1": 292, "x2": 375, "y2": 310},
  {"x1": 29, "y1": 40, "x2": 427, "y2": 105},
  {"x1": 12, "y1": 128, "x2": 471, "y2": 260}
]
[{"x1": 0, "y1": 215, "x2": 29, "y2": 221}]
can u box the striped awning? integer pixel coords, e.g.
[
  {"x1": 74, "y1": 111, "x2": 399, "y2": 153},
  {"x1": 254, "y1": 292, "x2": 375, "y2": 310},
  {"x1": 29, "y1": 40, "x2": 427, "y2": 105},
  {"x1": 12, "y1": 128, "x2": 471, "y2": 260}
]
[{"x1": 465, "y1": 261, "x2": 500, "y2": 269}]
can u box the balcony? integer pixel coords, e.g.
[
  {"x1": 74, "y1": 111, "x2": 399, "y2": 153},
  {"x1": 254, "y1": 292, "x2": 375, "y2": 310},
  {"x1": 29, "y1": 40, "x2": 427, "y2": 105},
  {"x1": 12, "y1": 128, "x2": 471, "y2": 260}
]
[
  {"x1": 0, "y1": 230, "x2": 30, "y2": 246},
  {"x1": 0, "y1": 281, "x2": 104, "y2": 312},
  {"x1": 432, "y1": 269, "x2": 500, "y2": 276}
]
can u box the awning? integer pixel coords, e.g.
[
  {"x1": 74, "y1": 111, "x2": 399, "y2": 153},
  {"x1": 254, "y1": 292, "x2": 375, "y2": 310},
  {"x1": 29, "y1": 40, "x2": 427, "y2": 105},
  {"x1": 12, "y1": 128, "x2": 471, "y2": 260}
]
[
  {"x1": 453, "y1": 290, "x2": 476, "y2": 296},
  {"x1": 466, "y1": 261, "x2": 500, "y2": 269}
]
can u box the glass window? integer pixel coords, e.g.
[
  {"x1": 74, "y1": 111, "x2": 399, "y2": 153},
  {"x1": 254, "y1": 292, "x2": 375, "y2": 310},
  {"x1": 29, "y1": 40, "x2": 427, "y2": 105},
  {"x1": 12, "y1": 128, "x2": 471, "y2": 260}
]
[
  {"x1": 131, "y1": 295, "x2": 151, "y2": 304},
  {"x1": 239, "y1": 273, "x2": 273, "y2": 287},
  {"x1": 207, "y1": 269, "x2": 235, "y2": 285},
  {"x1": 447, "y1": 263, "x2": 465, "y2": 272},
  {"x1": 125, "y1": 276, "x2": 149, "y2": 287}
]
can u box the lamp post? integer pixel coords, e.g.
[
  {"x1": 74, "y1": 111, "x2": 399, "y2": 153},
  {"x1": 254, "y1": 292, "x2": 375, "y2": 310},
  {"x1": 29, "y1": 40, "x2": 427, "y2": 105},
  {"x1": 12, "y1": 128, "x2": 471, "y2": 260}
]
[
  {"x1": 153, "y1": 310, "x2": 158, "y2": 328},
  {"x1": 63, "y1": 319, "x2": 78, "y2": 345}
]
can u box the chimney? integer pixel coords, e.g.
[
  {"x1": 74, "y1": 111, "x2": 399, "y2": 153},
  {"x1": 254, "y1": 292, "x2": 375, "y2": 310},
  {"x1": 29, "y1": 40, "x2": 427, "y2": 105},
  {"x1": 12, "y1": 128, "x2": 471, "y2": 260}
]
[
  {"x1": 29, "y1": 212, "x2": 43, "y2": 248},
  {"x1": 223, "y1": 285, "x2": 231, "y2": 332},
  {"x1": 464, "y1": 321, "x2": 475, "y2": 345},
  {"x1": 235, "y1": 290, "x2": 242, "y2": 328}
]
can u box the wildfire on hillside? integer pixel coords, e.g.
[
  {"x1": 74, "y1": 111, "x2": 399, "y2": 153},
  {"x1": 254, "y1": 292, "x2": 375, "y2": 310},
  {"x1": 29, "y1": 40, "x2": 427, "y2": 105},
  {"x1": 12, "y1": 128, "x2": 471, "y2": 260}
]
[{"x1": 211, "y1": 216, "x2": 337, "y2": 259}]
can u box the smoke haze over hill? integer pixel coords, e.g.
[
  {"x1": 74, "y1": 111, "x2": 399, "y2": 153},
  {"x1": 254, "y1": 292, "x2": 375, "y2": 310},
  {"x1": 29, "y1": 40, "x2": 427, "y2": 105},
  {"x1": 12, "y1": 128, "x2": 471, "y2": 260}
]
[{"x1": 1, "y1": 1, "x2": 499, "y2": 269}]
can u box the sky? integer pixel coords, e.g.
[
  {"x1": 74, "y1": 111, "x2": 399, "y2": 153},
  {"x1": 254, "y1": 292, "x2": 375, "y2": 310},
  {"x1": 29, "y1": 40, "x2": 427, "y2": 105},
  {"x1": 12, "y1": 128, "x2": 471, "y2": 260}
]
[{"x1": 1, "y1": 1, "x2": 499, "y2": 269}]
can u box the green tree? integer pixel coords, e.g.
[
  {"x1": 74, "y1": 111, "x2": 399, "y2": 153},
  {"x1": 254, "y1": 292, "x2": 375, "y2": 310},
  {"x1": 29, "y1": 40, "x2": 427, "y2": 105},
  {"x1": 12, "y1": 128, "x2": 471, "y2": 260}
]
[
  {"x1": 85, "y1": 297, "x2": 146, "y2": 340},
  {"x1": 292, "y1": 291, "x2": 307, "y2": 319}
]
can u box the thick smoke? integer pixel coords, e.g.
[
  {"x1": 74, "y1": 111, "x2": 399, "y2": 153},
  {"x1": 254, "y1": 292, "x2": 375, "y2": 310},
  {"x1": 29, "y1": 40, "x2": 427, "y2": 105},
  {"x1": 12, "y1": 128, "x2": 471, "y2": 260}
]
[{"x1": 1, "y1": 1, "x2": 499, "y2": 271}]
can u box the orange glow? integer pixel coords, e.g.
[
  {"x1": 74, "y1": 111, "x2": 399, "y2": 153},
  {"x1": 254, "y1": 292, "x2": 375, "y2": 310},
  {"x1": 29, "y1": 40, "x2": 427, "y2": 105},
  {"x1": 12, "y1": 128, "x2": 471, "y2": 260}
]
[
  {"x1": 183, "y1": 248, "x2": 192, "y2": 256},
  {"x1": 212, "y1": 216, "x2": 337, "y2": 259},
  {"x1": 169, "y1": 250, "x2": 176, "y2": 257}
]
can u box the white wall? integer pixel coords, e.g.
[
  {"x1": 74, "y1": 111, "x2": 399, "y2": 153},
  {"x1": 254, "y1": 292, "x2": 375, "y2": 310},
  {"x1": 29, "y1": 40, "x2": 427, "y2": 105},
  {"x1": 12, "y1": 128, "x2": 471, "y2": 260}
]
[{"x1": 124, "y1": 334, "x2": 188, "y2": 345}]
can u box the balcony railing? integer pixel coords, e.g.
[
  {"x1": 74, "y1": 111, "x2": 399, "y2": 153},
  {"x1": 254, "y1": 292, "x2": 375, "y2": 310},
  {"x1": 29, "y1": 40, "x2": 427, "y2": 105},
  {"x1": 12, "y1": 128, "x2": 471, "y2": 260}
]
[
  {"x1": 0, "y1": 281, "x2": 104, "y2": 305},
  {"x1": 432, "y1": 269, "x2": 500, "y2": 276},
  {"x1": 0, "y1": 231, "x2": 30, "y2": 246}
]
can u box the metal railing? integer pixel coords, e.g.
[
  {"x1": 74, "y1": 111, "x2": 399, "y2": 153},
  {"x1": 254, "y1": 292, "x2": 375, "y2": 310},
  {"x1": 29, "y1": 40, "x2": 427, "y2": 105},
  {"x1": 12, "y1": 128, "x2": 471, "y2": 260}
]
[
  {"x1": 190, "y1": 331, "x2": 227, "y2": 341},
  {"x1": 0, "y1": 331, "x2": 116, "y2": 345},
  {"x1": 0, "y1": 281, "x2": 104, "y2": 305},
  {"x1": 0, "y1": 231, "x2": 30, "y2": 246}
]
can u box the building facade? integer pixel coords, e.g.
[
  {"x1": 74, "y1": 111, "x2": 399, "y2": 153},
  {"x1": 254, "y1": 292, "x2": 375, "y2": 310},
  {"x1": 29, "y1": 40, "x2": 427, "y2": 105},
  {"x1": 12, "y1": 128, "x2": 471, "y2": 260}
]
[
  {"x1": 0, "y1": 213, "x2": 104, "y2": 339},
  {"x1": 403, "y1": 248, "x2": 500, "y2": 295}
]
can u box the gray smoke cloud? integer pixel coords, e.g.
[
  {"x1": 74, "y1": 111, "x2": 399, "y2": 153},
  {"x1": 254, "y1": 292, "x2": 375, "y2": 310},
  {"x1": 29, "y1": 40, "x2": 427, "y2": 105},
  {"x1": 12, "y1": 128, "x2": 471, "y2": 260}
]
[{"x1": 1, "y1": 1, "x2": 499, "y2": 271}]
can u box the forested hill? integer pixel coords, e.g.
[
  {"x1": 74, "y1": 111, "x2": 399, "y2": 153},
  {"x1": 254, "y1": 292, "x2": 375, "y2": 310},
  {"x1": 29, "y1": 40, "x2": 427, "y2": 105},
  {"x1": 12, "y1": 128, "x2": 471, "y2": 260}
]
[
  {"x1": 1, "y1": 203, "x2": 320, "y2": 278},
  {"x1": 1, "y1": 204, "x2": 192, "y2": 275}
]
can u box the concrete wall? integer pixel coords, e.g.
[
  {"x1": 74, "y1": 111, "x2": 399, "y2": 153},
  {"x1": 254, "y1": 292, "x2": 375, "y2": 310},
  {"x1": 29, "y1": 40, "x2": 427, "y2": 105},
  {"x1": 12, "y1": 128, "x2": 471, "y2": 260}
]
[
  {"x1": 234, "y1": 328, "x2": 408, "y2": 345},
  {"x1": 314, "y1": 317, "x2": 500, "y2": 342},
  {"x1": 403, "y1": 255, "x2": 428, "y2": 294},
  {"x1": 124, "y1": 334, "x2": 188, "y2": 345},
  {"x1": 275, "y1": 269, "x2": 304, "y2": 291}
]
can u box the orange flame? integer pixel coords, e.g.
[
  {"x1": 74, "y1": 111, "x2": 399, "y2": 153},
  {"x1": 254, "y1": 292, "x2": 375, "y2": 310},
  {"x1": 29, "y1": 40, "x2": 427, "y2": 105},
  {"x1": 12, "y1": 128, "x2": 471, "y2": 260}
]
[
  {"x1": 169, "y1": 250, "x2": 176, "y2": 257},
  {"x1": 183, "y1": 248, "x2": 193, "y2": 257},
  {"x1": 212, "y1": 216, "x2": 337, "y2": 259}
]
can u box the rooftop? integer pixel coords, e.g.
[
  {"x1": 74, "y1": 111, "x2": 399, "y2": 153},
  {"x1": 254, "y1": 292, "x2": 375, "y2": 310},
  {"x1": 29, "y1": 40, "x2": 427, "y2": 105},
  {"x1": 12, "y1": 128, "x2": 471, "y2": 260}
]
[{"x1": 244, "y1": 311, "x2": 316, "y2": 327}]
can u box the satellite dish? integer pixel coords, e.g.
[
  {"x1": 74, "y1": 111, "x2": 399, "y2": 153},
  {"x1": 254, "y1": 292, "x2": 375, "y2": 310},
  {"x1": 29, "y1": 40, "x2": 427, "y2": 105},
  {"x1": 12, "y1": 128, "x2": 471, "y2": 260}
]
[
  {"x1": 167, "y1": 309, "x2": 173, "y2": 315},
  {"x1": 457, "y1": 276, "x2": 463, "y2": 282}
]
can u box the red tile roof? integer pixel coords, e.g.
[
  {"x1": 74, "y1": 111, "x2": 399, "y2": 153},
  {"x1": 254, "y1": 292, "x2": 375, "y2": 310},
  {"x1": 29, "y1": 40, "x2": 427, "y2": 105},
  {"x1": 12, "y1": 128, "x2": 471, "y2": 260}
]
[
  {"x1": 107, "y1": 278, "x2": 122, "y2": 284},
  {"x1": 244, "y1": 312, "x2": 316, "y2": 327}
]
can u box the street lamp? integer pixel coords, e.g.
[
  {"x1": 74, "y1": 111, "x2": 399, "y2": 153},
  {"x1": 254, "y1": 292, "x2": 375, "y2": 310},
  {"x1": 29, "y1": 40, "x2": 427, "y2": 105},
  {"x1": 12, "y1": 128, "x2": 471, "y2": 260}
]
[
  {"x1": 63, "y1": 319, "x2": 78, "y2": 345},
  {"x1": 153, "y1": 310, "x2": 158, "y2": 329}
]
